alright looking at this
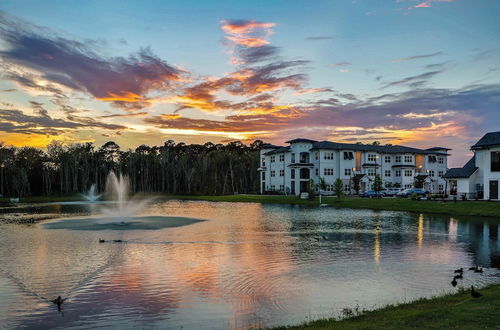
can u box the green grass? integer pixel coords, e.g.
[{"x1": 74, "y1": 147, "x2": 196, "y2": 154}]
[
  {"x1": 272, "y1": 284, "x2": 500, "y2": 329},
  {"x1": 160, "y1": 194, "x2": 500, "y2": 219},
  {"x1": 2, "y1": 194, "x2": 500, "y2": 219}
]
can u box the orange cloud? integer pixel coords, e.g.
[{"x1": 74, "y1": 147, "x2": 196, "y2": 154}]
[{"x1": 220, "y1": 20, "x2": 275, "y2": 48}]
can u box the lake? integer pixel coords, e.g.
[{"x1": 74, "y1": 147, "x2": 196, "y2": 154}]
[{"x1": 0, "y1": 200, "x2": 499, "y2": 329}]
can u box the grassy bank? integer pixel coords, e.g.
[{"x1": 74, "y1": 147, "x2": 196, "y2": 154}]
[
  {"x1": 273, "y1": 284, "x2": 500, "y2": 329},
  {"x1": 2, "y1": 194, "x2": 500, "y2": 219},
  {"x1": 163, "y1": 194, "x2": 500, "y2": 218}
]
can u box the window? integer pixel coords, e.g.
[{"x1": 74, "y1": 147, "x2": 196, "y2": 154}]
[
  {"x1": 279, "y1": 169, "x2": 284, "y2": 177},
  {"x1": 404, "y1": 155, "x2": 413, "y2": 163},
  {"x1": 368, "y1": 154, "x2": 377, "y2": 162},
  {"x1": 384, "y1": 170, "x2": 391, "y2": 177},
  {"x1": 405, "y1": 184, "x2": 413, "y2": 189},
  {"x1": 428, "y1": 155, "x2": 436, "y2": 163},
  {"x1": 491, "y1": 152, "x2": 500, "y2": 171},
  {"x1": 315, "y1": 152, "x2": 319, "y2": 160},
  {"x1": 271, "y1": 170, "x2": 275, "y2": 177},
  {"x1": 324, "y1": 168, "x2": 334, "y2": 176},
  {"x1": 324, "y1": 152, "x2": 334, "y2": 160},
  {"x1": 368, "y1": 168, "x2": 376, "y2": 176},
  {"x1": 395, "y1": 169, "x2": 401, "y2": 177},
  {"x1": 404, "y1": 169, "x2": 413, "y2": 177},
  {"x1": 438, "y1": 184, "x2": 444, "y2": 193},
  {"x1": 270, "y1": 185, "x2": 275, "y2": 191},
  {"x1": 291, "y1": 153, "x2": 295, "y2": 163},
  {"x1": 262, "y1": 172, "x2": 265, "y2": 180},
  {"x1": 315, "y1": 168, "x2": 319, "y2": 176},
  {"x1": 291, "y1": 169, "x2": 295, "y2": 179},
  {"x1": 279, "y1": 154, "x2": 285, "y2": 162},
  {"x1": 343, "y1": 151, "x2": 354, "y2": 160},
  {"x1": 344, "y1": 184, "x2": 350, "y2": 192},
  {"x1": 428, "y1": 170, "x2": 435, "y2": 177},
  {"x1": 385, "y1": 156, "x2": 391, "y2": 163},
  {"x1": 270, "y1": 156, "x2": 275, "y2": 163},
  {"x1": 279, "y1": 184, "x2": 284, "y2": 192},
  {"x1": 344, "y1": 168, "x2": 352, "y2": 176},
  {"x1": 325, "y1": 184, "x2": 333, "y2": 192},
  {"x1": 395, "y1": 155, "x2": 401, "y2": 163},
  {"x1": 438, "y1": 157, "x2": 444, "y2": 164},
  {"x1": 261, "y1": 158, "x2": 266, "y2": 166},
  {"x1": 438, "y1": 171, "x2": 443, "y2": 177}
]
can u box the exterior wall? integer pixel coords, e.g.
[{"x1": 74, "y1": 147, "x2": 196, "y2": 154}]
[{"x1": 476, "y1": 146, "x2": 500, "y2": 200}]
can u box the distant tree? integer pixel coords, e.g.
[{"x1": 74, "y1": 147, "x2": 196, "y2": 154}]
[
  {"x1": 318, "y1": 176, "x2": 327, "y2": 192},
  {"x1": 414, "y1": 175, "x2": 425, "y2": 188},
  {"x1": 385, "y1": 182, "x2": 393, "y2": 189},
  {"x1": 372, "y1": 141, "x2": 381, "y2": 146},
  {"x1": 373, "y1": 174, "x2": 383, "y2": 193},
  {"x1": 352, "y1": 175, "x2": 361, "y2": 195},
  {"x1": 307, "y1": 178, "x2": 316, "y2": 199},
  {"x1": 333, "y1": 178, "x2": 344, "y2": 199}
]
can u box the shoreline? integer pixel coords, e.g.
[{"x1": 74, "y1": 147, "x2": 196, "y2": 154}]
[
  {"x1": 1, "y1": 194, "x2": 500, "y2": 219},
  {"x1": 271, "y1": 284, "x2": 500, "y2": 329}
]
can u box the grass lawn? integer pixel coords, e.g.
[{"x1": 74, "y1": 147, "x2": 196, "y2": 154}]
[
  {"x1": 163, "y1": 194, "x2": 500, "y2": 219},
  {"x1": 272, "y1": 284, "x2": 500, "y2": 330}
]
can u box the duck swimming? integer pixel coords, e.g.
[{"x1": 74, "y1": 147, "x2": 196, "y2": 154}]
[
  {"x1": 454, "y1": 268, "x2": 463, "y2": 274},
  {"x1": 99, "y1": 238, "x2": 105, "y2": 243},
  {"x1": 451, "y1": 278, "x2": 457, "y2": 287},
  {"x1": 51, "y1": 296, "x2": 65, "y2": 311}
]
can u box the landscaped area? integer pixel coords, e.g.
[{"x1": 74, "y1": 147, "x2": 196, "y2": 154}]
[{"x1": 273, "y1": 284, "x2": 500, "y2": 330}]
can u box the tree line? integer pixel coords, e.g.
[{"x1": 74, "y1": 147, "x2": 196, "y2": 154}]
[{"x1": 0, "y1": 140, "x2": 264, "y2": 197}]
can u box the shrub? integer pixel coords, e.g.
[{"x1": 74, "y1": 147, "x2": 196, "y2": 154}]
[{"x1": 410, "y1": 193, "x2": 419, "y2": 200}]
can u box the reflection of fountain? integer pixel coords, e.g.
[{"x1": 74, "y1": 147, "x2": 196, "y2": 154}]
[
  {"x1": 100, "y1": 172, "x2": 150, "y2": 221},
  {"x1": 82, "y1": 184, "x2": 102, "y2": 202}
]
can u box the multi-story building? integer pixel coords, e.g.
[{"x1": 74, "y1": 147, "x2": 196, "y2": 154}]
[
  {"x1": 444, "y1": 131, "x2": 500, "y2": 200},
  {"x1": 258, "y1": 138, "x2": 449, "y2": 196}
]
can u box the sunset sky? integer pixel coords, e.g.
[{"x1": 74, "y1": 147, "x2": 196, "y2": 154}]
[{"x1": 0, "y1": 0, "x2": 499, "y2": 166}]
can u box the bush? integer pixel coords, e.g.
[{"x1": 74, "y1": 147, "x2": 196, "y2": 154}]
[{"x1": 410, "y1": 193, "x2": 419, "y2": 200}]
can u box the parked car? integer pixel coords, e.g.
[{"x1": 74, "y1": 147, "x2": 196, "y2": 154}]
[
  {"x1": 397, "y1": 188, "x2": 427, "y2": 197},
  {"x1": 360, "y1": 190, "x2": 386, "y2": 198},
  {"x1": 382, "y1": 188, "x2": 401, "y2": 196}
]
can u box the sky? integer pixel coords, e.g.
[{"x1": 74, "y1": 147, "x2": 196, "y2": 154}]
[{"x1": 0, "y1": 0, "x2": 499, "y2": 166}]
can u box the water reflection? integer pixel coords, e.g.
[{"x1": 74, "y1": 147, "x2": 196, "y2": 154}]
[{"x1": 0, "y1": 200, "x2": 499, "y2": 329}]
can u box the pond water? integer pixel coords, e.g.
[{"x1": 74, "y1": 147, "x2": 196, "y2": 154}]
[{"x1": 0, "y1": 200, "x2": 499, "y2": 329}]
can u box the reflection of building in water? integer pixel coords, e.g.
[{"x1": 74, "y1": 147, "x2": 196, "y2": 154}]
[
  {"x1": 417, "y1": 214, "x2": 424, "y2": 249},
  {"x1": 448, "y1": 218, "x2": 458, "y2": 242},
  {"x1": 455, "y1": 220, "x2": 500, "y2": 268}
]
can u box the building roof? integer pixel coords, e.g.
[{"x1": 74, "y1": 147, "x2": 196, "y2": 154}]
[
  {"x1": 443, "y1": 156, "x2": 478, "y2": 179},
  {"x1": 263, "y1": 146, "x2": 290, "y2": 155},
  {"x1": 309, "y1": 140, "x2": 448, "y2": 155},
  {"x1": 471, "y1": 131, "x2": 500, "y2": 149},
  {"x1": 285, "y1": 138, "x2": 318, "y2": 144},
  {"x1": 260, "y1": 143, "x2": 281, "y2": 149},
  {"x1": 426, "y1": 147, "x2": 452, "y2": 151}
]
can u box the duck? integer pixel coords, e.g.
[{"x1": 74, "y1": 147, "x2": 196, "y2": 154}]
[
  {"x1": 51, "y1": 296, "x2": 64, "y2": 305},
  {"x1": 99, "y1": 238, "x2": 105, "y2": 243},
  {"x1": 453, "y1": 274, "x2": 463, "y2": 280},
  {"x1": 469, "y1": 265, "x2": 478, "y2": 271},
  {"x1": 113, "y1": 239, "x2": 123, "y2": 243},
  {"x1": 471, "y1": 286, "x2": 482, "y2": 298},
  {"x1": 474, "y1": 267, "x2": 483, "y2": 273},
  {"x1": 451, "y1": 278, "x2": 457, "y2": 287},
  {"x1": 454, "y1": 268, "x2": 463, "y2": 274}
]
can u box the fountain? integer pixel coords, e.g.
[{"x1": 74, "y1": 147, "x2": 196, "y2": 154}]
[
  {"x1": 43, "y1": 171, "x2": 205, "y2": 231},
  {"x1": 100, "y1": 172, "x2": 151, "y2": 222},
  {"x1": 82, "y1": 184, "x2": 102, "y2": 202}
]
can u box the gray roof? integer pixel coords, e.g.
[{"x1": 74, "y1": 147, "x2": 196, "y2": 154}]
[
  {"x1": 443, "y1": 156, "x2": 478, "y2": 179},
  {"x1": 471, "y1": 131, "x2": 500, "y2": 149},
  {"x1": 309, "y1": 141, "x2": 448, "y2": 155},
  {"x1": 426, "y1": 147, "x2": 452, "y2": 151},
  {"x1": 285, "y1": 138, "x2": 318, "y2": 144},
  {"x1": 264, "y1": 146, "x2": 290, "y2": 155}
]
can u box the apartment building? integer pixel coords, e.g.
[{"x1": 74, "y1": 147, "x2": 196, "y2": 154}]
[{"x1": 258, "y1": 138, "x2": 449, "y2": 196}]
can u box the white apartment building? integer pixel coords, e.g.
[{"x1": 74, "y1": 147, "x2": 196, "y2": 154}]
[
  {"x1": 444, "y1": 131, "x2": 500, "y2": 200},
  {"x1": 258, "y1": 138, "x2": 449, "y2": 196}
]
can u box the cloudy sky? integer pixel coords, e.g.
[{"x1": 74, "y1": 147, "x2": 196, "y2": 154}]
[{"x1": 0, "y1": 0, "x2": 499, "y2": 166}]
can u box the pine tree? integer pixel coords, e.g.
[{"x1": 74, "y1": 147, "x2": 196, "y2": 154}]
[{"x1": 333, "y1": 178, "x2": 344, "y2": 199}]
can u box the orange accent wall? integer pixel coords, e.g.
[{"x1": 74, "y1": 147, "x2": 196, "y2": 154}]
[{"x1": 356, "y1": 152, "x2": 361, "y2": 171}]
